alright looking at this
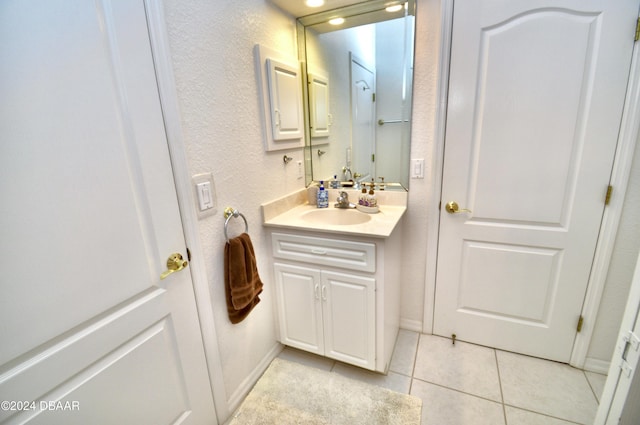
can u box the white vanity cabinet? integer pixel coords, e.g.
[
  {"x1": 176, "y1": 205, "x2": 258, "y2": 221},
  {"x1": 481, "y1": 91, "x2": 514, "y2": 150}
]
[
  {"x1": 269, "y1": 229, "x2": 402, "y2": 373},
  {"x1": 273, "y1": 263, "x2": 375, "y2": 369}
]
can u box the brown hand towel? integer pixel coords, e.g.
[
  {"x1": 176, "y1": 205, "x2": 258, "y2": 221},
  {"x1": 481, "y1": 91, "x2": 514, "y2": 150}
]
[{"x1": 224, "y1": 233, "x2": 264, "y2": 324}]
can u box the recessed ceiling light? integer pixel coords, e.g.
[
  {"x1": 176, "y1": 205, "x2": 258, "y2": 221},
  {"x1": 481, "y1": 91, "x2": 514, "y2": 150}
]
[
  {"x1": 306, "y1": 0, "x2": 324, "y2": 7},
  {"x1": 385, "y1": 4, "x2": 403, "y2": 12},
  {"x1": 329, "y1": 17, "x2": 345, "y2": 25}
]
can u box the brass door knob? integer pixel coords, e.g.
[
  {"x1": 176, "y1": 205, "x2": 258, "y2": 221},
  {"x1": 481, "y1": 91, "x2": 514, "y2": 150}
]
[
  {"x1": 160, "y1": 253, "x2": 188, "y2": 280},
  {"x1": 445, "y1": 201, "x2": 472, "y2": 214}
]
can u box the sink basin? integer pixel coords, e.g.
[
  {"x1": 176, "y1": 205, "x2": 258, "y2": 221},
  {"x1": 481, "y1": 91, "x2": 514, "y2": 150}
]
[{"x1": 301, "y1": 208, "x2": 372, "y2": 225}]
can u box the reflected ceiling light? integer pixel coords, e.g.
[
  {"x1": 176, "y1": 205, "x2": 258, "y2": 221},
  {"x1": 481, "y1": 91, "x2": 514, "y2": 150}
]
[
  {"x1": 385, "y1": 4, "x2": 403, "y2": 12},
  {"x1": 328, "y1": 17, "x2": 345, "y2": 25},
  {"x1": 306, "y1": 0, "x2": 324, "y2": 7}
]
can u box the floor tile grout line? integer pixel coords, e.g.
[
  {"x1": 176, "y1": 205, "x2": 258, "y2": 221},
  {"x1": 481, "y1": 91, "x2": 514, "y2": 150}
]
[
  {"x1": 494, "y1": 349, "x2": 508, "y2": 424},
  {"x1": 407, "y1": 332, "x2": 421, "y2": 395},
  {"x1": 410, "y1": 375, "x2": 504, "y2": 405},
  {"x1": 582, "y1": 370, "x2": 602, "y2": 404},
  {"x1": 501, "y1": 403, "x2": 586, "y2": 425}
]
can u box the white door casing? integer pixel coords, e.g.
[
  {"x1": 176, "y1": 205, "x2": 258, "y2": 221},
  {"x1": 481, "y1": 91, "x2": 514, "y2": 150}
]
[
  {"x1": 0, "y1": 1, "x2": 217, "y2": 423},
  {"x1": 595, "y1": 251, "x2": 640, "y2": 424},
  {"x1": 434, "y1": 0, "x2": 640, "y2": 362}
]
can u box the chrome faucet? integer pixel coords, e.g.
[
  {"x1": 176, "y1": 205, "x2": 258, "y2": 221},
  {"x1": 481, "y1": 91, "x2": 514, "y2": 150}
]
[{"x1": 335, "y1": 191, "x2": 356, "y2": 209}]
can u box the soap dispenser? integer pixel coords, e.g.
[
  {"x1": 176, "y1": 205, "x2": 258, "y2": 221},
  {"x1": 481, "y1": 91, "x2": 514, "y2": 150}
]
[
  {"x1": 359, "y1": 185, "x2": 368, "y2": 206},
  {"x1": 367, "y1": 182, "x2": 377, "y2": 207},
  {"x1": 317, "y1": 181, "x2": 329, "y2": 208},
  {"x1": 356, "y1": 182, "x2": 379, "y2": 213}
]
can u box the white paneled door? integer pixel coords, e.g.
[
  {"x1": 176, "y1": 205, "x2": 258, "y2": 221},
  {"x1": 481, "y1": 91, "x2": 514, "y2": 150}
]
[
  {"x1": 350, "y1": 54, "x2": 376, "y2": 182},
  {"x1": 434, "y1": 0, "x2": 640, "y2": 362},
  {"x1": 0, "y1": 1, "x2": 217, "y2": 424}
]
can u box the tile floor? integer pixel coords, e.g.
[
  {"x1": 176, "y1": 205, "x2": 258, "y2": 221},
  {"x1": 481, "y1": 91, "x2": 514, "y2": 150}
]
[{"x1": 277, "y1": 330, "x2": 607, "y2": 425}]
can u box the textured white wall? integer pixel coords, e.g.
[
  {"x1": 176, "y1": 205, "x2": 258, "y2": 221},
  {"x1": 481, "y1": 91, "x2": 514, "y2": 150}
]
[
  {"x1": 162, "y1": 0, "x2": 303, "y2": 408},
  {"x1": 400, "y1": 0, "x2": 441, "y2": 329}
]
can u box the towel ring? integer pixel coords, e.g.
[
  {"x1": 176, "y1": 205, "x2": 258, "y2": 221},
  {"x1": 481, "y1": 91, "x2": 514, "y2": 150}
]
[{"x1": 224, "y1": 207, "x2": 249, "y2": 241}]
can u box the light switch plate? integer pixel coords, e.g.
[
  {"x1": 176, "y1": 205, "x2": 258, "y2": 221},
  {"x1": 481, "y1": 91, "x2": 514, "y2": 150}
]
[
  {"x1": 192, "y1": 172, "x2": 216, "y2": 218},
  {"x1": 411, "y1": 159, "x2": 425, "y2": 179}
]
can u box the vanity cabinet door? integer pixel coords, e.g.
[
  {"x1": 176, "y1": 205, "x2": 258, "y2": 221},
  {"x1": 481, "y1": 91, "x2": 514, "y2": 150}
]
[
  {"x1": 322, "y1": 271, "x2": 376, "y2": 370},
  {"x1": 274, "y1": 262, "x2": 376, "y2": 370},
  {"x1": 273, "y1": 263, "x2": 324, "y2": 355}
]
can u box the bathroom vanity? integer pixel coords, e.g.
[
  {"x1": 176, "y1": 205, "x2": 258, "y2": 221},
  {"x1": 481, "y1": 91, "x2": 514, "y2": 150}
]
[{"x1": 262, "y1": 188, "x2": 406, "y2": 373}]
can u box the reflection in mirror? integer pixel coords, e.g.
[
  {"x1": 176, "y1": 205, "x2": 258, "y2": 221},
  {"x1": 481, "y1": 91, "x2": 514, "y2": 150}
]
[{"x1": 300, "y1": 1, "x2": 415, "y2": 190}]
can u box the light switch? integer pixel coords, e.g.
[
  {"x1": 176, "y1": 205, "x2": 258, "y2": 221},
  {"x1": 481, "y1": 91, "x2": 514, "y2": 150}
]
[
  {"x1": 192, "y1": 172, "x2": 216, "y2": 218},
  {"x1": 411, "y1": 159, "x2": 425, "y2": 179},
  {"x1": 197, "y1": 181, "x2": 213, "y2": 211}
]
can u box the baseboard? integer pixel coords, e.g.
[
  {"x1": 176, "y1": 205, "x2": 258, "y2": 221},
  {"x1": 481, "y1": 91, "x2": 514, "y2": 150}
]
[
  {"x1": 583, "y1": 357, "x2": 611, "y2": 375},
  {"x1": 400, "y1": 317, "x2": 423, "y2": 333},
  {"x1": 226, "y1": 342, "x2": 284, "y2": 417}
]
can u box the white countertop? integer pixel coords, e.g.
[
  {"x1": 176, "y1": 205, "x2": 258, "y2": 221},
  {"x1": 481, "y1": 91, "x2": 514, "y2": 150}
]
[{"x1": 262, "y1": 203, "x2": 407, "y2": 238}]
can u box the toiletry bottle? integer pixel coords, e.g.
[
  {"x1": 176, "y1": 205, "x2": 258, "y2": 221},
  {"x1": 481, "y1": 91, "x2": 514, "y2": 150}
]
[
  {"x1": 317, "y1": 181, "x2": 329, "y2": 208},
  {"x1": 331, "y1": 175, "x2": 338, "y2": 189},
  {"x1": 359, "y1": 186, "x2": 367, "y2": 205},
  {"x1": 367, "y1": 183, "x2": 377, "y2": 207}
]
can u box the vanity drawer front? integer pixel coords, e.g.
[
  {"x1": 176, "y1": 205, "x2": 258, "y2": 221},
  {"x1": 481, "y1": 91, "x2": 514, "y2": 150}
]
[{"x1": 272, "y1": 232, "x2": 375, "y2": 273}]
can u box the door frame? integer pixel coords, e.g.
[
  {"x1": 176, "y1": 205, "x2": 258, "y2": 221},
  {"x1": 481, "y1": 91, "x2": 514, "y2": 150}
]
[
  {"x1": 422, "y1": 0, "x2": 640, "y2": 369},
  {"x1": 145, "y1": 0, "x2": 228, "y2": 422},
  {"x1": 595, "y1": 251, "x2": 640, "y2": 424}
]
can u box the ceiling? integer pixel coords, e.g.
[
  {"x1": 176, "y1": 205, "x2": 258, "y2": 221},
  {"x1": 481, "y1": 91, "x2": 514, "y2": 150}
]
[{"x1": 269, "y1": 0, "x2": 377, "y2": 19}]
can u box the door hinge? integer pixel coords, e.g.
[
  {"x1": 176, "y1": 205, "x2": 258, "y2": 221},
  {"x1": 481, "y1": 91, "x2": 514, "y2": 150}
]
[
  {"x1": 577, "y1": 316, "x2": 584, "y2": 332},
  {"x1": 372, "y1": 92, "x2": 376, "y2": 102},
  {"x1": 619, "y1": 331, "x2": 640, "y2": 377},
  {"x1": 371, "y1": 154, "x2": 375, "y2": 162},
  {"x1": 624, "y1": 330, "x2": 640, "y2": 351},
  {"x1": 605, "y1": 185, "x2": 613, "y2": 206},
  {"x1": 635, "y1": 17, "x2": 640, "y2": 41},
  {"x1": 186, "y1": 247, "x2": 192, "y2": 262}
]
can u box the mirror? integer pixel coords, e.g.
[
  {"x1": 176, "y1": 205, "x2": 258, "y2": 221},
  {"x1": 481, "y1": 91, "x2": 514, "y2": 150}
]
[{"x1": 299, "y1": 1, "x2": 416, "y2": 190}]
